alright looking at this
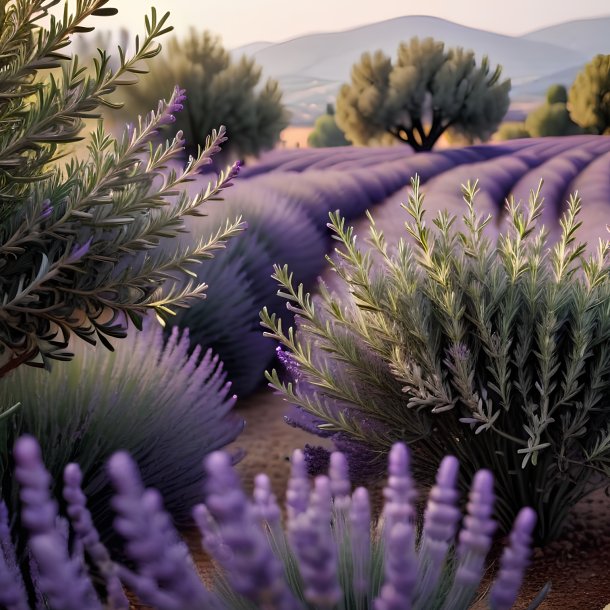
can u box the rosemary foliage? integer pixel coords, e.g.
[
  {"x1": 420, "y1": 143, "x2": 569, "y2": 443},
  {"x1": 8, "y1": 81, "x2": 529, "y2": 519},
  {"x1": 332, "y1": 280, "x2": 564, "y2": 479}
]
[
  {"x1": 262, "y1": 176, "x2": 610, "y2": 543},
  {"x1": 0, "y1": 1, "x2": 244, "y2": 375}
]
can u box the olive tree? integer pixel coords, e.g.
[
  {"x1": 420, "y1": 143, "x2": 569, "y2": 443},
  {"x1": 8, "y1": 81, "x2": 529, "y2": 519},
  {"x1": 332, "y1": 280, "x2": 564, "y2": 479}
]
[
  {"x1": 336, "y1": 37, "x2": 511, "y2": 152},
  {"x1": 525, "y1": 85, "x2": 583, "y2": 137},
  {"x1": 569, "y1": 54, "x2": 610, "y2": 135},
  {"x1": 119, "y1": 30, "x2": 290, "y2": 162},
  {"x1": 307, "y1": 103, "x2": 350, "y2": 147}
]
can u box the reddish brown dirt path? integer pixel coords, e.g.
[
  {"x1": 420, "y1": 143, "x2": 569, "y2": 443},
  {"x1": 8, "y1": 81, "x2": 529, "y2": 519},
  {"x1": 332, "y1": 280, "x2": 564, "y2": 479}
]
[{"x1": 219, "y1": 390, "x2": 610, "y2": 610}]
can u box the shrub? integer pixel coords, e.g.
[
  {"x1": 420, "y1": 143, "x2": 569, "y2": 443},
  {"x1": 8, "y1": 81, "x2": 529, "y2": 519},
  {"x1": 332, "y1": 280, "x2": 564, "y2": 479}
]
[
  {"x1": 308, "y1": 104, "x2": 351, "y2": 148},
  {"x1": 495, "y1": 122, "x2": 531, "y2": 140},
  {"x1": 0, "y1": 436, "x2": 541, "y2": 609},
  {"x1": 568, "y1": 54, "x2": 610, "y2": 135},
  {"x1": 166, "y1": 183, "x2": 328, "y2": 395},
  {"x1": 118, "y1": 30, "x2": 289, "y2": 163},
  {"x1": 336, "y1": 37, "x2": 510, "y2": 151},
  {"x1": 0, "y1": 1, "x2": 243, "y2": 378},
  {"x1": 525, "y1": 86, "x2": 583, "y2": 137},
  {"x1": 0, "y1": 316, "x2": 243, "y2": 541},
  {"x1": 262, "y1": 177, "x2": 610, "y2": 543}
]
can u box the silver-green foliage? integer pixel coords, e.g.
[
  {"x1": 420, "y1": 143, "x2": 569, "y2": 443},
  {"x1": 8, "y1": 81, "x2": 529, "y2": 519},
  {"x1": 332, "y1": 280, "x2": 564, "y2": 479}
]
[
  {"x1": 0, "y1": 1, "x2": 243, "y2": 376},
  {"x1": 262, "y1": 176, "x2": 610, "y2": 543}
]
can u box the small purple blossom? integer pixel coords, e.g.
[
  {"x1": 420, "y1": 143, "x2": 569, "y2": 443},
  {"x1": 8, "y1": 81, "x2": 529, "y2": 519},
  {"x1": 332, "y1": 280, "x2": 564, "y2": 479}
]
[
  {"x1": 349, "y1": 487, "x2": 372, "y2": 597},
  {"x1": 158, "y1": 85, "x2": 187, "y2": 125},
  {"x1": 38, "y1": 198, "x2": 53, "y2": 222},
  {"x1": 446, "y1": 469, "x2": 498, "y2": 607}
]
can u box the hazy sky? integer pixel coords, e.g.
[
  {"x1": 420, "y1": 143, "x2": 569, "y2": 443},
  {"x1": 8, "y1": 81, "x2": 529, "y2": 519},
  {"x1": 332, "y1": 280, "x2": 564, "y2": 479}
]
[{"x1": 87, "y1": 0, "x2": 610, "y2": 48}]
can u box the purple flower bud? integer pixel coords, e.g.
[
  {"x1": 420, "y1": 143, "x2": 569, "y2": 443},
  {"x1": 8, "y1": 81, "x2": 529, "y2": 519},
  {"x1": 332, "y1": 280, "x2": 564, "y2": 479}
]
[
  {"x1": 252, "y1": 473, "x2": 281, "y2": 531},
  {"x1": 329, "y1": 451, "x2": 351, "y2": 501},
  {"x1": 490, "y1": 507, "x2": 537, "y2": 610},
  {"x1": 39, "y1": 199, "x2": 53, "y2": 221},
  {"x1": 67, "y1": 238, "x2": 91, "y2": 265}
]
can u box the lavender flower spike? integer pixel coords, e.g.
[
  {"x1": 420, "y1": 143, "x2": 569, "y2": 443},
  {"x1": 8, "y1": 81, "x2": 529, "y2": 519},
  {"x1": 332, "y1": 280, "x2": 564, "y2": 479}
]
[
  {"x1": 286, "y1": 448, "x2": 311, "y2": 521},
  {"x1": 442, "y1": 469, "x2": 497, "y2": 609},
  {"x1": 490, "y1": 507, "x2": 537, "y2": 610},
  {"x1": 204, "y1": 451, "x2": 302, "y2": 610},
  {"x1": 107, "y1": 451, "x2": 215, "y2": 610},
  {"x1": 0, "y1": 502, "x2": 28, "y2": 610},
  {"x1": 382, "y1": 442, "x2": 416, "y2": 536},
  {"x1": 415, "y1": 455, "x2": 462, "y2": 605},
  {"x1": 349, "y1": 487, "x2": 372, "y2": 600},
  {"x1": 289, "y1": 475, "x2": 342, "y2": 608},
  {"x1": 63, "y1": 463, "x2": 129, "y2": 610},
  {"x1": 374, "y1": 522, "x2": 417, "y2": 610},
  {"x1": 13, "y1": 436, "x2": 101, "y2": 610}
]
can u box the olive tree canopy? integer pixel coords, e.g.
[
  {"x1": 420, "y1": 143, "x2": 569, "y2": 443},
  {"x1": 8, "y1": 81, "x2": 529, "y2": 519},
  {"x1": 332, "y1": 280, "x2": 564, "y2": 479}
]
[
  {"x1": 568, "y1": 54, "x2": 610, "y2": 135},
  {"x1": 336, "y1": 37, "x2": 511, "y2": 152}
]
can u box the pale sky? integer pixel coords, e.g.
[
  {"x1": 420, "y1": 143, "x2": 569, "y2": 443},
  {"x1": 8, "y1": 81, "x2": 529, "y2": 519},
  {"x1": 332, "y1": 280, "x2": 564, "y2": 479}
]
[{"x1": 86, "y1": 0, "x2": 610, "y2": 48}]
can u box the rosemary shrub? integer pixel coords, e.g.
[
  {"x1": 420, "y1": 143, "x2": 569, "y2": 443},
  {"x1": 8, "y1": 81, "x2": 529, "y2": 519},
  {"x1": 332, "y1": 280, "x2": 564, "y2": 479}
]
[
  {"x1": 262, "y1": 176, "x2": 610, "y2": 543},
  {"x1": 0, "y1": 1, "x2": 243, "y2": 377}
]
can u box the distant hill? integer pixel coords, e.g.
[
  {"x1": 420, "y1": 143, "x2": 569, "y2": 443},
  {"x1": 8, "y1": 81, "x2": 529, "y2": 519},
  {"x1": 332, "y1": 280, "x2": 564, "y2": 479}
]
[
  {"x1": 521, "y1": 16, "x2": 610, "y2": 59},
  {"x1": 233, "y1": 15, "x2": 609, "y2": 125}
]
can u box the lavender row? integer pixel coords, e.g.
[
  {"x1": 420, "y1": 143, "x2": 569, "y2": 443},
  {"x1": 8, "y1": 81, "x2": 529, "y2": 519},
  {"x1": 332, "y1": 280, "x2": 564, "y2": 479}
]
[{"x1": 0, "y1": 436, "x2": 540, "y2": 610}]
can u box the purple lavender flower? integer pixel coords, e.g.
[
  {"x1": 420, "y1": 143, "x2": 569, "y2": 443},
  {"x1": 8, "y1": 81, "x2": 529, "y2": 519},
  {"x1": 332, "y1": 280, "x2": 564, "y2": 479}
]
[
  {"x1": 107, "y1": 451, "x2": 214, "y2": 610},
  {"x1": 13, "y1": 436, "x2": 101, "y2": 610},
  {"x1": 490, "y1": 507, "x2": 537, "y2": 610},
  {"x1": 203, "y1": 451, "x2": 302, "y2": 609},
  {"x1": 415, "y1": 455, "x2": 462, "y2": 604},
  {"x1": 286, "y1": 448, "x2": 311, "y2": 521},
  {"x1": 158, "y1": 86, "x2": 187, "y2": 125},
  {"x1": 381, "y1": 442, "x2": 416, "y2": 536},
  {"x1": 445, "y1": 469, "x2": 497, "y2": 607},
  {"x1": 38, "y1": 198, "x2": 53, "y2": 222},
  {"x1": 288, "y1": 475, "x2": 342, "y2": 608},
  {"x1": 63, "y1": 463, "x2": 129, "y2": 610},
  {"x1": 349, "y1": 487, "x2": 372, "y2": 598},
  {"x1": 374, "y1": 522, "x2": 417, "y2": 610},
  {"x1": 66, "y1": 237, "x2": 92, "y2": 264}
]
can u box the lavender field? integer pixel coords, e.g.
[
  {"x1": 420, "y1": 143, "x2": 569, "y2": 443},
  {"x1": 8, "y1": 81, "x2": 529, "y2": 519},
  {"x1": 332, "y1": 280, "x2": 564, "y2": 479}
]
[{"x1": 172, "y1": 135, "x2": 610, "y2": 397}]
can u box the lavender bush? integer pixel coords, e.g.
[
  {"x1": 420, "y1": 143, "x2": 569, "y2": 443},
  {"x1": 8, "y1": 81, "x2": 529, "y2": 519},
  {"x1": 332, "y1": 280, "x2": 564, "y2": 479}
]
[
  {"x1": 0, "y1": 436, "x2": 540, "y2": 609},
  {"x1": 262, "y1": 176, "x2": 610, "y2": 543},
  {"x1": 0, "y1": 317, "x2": 243, "y2": 543}
]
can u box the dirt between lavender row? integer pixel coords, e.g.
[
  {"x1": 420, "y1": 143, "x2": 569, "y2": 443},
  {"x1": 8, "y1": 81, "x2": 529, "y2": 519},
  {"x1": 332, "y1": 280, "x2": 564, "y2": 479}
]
[{"x1": 191, "y1": 390, "x2": 610, "y2": 610}]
